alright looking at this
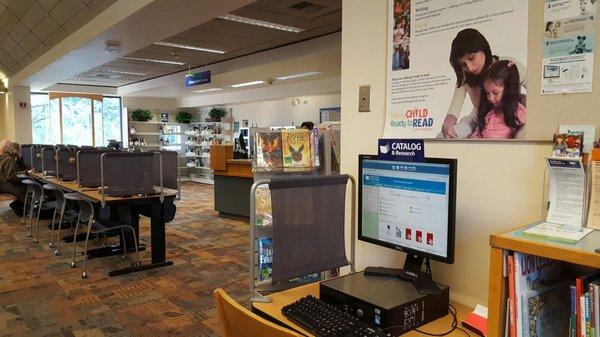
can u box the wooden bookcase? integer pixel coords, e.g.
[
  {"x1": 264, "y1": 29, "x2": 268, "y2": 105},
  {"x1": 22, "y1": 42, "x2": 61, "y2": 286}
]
[{"x1": 487, "y1": 223, "x2": 600, "y2": 337}]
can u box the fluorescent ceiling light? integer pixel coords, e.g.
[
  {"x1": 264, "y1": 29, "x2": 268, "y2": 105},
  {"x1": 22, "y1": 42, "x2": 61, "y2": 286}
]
[
  {"x1": 154, "y1": 41, "x2": 226, "y2": 54},
  {"x1": 194, "y1": 88, "x2": 223, "y2": 93},
  {"x1": 218, "y1": 14, "x2": 304, "y2": 33},
  {"x1": 230, "y1": 80, "x2": 264, "y2": 88},
  {"x1": 121, "y1": 56, "x2": 185, "y2": 65},
  {"x1": 277, "y1": 71, "x2": 322, "y2": 80},
  {"x1": 98, "y1": 69, "x2": 146, "y2": 76}
]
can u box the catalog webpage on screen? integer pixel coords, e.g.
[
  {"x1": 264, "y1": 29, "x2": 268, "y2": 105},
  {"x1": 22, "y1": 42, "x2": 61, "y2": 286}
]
[{"x1": 362, "y1": 160, "x2": 449, "y2": 257}]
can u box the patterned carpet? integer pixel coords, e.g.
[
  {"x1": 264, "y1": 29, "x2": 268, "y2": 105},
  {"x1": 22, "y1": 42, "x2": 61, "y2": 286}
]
[{"x1": 0, "y1": 182, "x2": 249, "y2": 337}]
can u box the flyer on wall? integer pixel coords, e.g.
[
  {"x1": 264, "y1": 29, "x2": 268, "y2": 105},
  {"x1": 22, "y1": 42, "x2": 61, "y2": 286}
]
[
  {"x1": 385, "y1": 0, "x2": 528, "y2": 140},
  {"x1": 541, "y1": 0, "x2": 596, "y2": 95}
]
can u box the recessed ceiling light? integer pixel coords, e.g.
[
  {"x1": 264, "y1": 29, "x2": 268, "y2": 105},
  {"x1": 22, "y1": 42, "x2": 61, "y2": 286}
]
[
  {"x1": 97, "y1": 69, "x2": 146, "y2": 76},
  {"x1": 218, "y1": 14, "x2": 304, "y2": 33},
  {"x1": 277, "y1": 71, "x2": 322, "y2": 80},
  {"x1": 121, "y1": 56, "x2": 185, "y2": 65},
  {"x1": 154, "y1": 41, "x2": 226, "y2": 54},
  {"x1": 230, "y1": 80, "x2": 265, "y2": 88},
  {"x1": 194, "y1": 88, "x2": 224, "y2": 93}
]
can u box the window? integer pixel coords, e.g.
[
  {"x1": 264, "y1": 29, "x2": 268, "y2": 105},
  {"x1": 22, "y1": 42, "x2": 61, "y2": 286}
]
[{"x1": 30, "y1": 94, "x2": 122, "y2": 146}]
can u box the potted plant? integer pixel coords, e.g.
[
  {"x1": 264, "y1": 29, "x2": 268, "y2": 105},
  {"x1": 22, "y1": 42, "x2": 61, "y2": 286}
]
[
  {"x1": 176, "y1": 110, "x2": 193, "y2": 123},
  {"x1": 131, "y1": 109, "x2": 153, "y2": 121},
  {"x1": 209, "y1": 107, "x2": 227, "y2": 122}
]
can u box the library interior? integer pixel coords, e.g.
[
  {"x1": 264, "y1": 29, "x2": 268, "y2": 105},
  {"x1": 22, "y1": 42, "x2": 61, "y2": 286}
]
[{"x1": 0, "y1": 1, "x2": 599, "y2": 336}]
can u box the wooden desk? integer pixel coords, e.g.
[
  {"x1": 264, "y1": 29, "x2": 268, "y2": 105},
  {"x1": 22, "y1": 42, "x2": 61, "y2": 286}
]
[
  {"x1": 252, "y1": 282, "x2": 475, "y2": 337},
  {"x1": 487, "y1": 223, "x2": 600, "y2": 337},
  {"x1": 27, "y1": 171, "x2": 177, "y2": 276}
]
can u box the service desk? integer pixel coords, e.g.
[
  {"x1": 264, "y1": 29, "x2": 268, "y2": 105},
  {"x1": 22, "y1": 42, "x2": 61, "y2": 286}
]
[
  {"x1": 252, "y1": 282, "x2": 475, "y2": 337},
  {"x1": 211, "y1": 145, "x2": 253, "y2": 217}
]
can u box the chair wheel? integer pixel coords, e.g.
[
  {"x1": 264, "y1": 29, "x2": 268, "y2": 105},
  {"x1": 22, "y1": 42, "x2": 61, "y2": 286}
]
[
  {"x1": 54, "y1": 250, "x2": 62, "y2": 256},
  {"x1": 81, "y1": 272, "x2": 88, "y2": 279},
  {"x1": 26, "y1": 233, "x2": 32, "y2": 238},
  {"x1": 49, "y1": 242, "x2": 55, "y2": 248},
  {"x1": 70, "y1": 261, "x2": 76, "y2": 268},
  {"x1": 32, "y1": 239, "x2": 38, "y2": 243}
]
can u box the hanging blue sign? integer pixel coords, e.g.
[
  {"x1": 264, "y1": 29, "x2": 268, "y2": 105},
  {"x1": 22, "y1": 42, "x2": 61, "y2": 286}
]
[
  {"x1": 185, "y1": 70, "x2": 211, "y2": 87},
  {"x1": 377, "y1": 139, "x2": 424, "y2": 162}
]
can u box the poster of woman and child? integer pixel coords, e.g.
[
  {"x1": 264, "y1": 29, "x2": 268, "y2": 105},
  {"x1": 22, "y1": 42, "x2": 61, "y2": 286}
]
[{"x1": 385, "y1": 0, "x2": 529, "y2": 140}]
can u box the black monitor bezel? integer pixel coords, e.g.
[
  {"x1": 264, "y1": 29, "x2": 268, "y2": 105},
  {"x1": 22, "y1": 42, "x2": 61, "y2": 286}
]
[{"x1": 357, "y1": 154, "x2": 457, "y2": 265}]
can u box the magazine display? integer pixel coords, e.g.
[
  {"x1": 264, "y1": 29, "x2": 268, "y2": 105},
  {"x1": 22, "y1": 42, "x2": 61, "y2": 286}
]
[
  {"x1": 282, "y1": 129, "x2": 312, "y2": 170},
  {"x1": 552, "y1": 133, "x2": 583, "y2": 158},
  {"x1": 255, "y1": 185, "x2": 272, "y2": 227}
]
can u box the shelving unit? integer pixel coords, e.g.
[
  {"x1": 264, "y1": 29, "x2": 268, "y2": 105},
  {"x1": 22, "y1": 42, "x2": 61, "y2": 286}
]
[{"x1": 487, "y1": 223, "x2": 600, "y2": 337}]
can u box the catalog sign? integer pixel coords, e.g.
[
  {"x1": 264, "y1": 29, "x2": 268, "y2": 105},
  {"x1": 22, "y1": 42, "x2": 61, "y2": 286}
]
[
  {"x1": 377, "y1": 139, "x2": 424, "y2": 162},
  {"x1": 185, "y1": 70, "x2": 211, "y2": 87},
  {"x1": 384, "y1": 0, "x2": 528, "y2": 140}
]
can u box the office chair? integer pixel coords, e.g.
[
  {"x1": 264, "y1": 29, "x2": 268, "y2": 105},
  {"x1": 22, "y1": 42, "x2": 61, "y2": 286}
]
[
  {"x1": 65, "y1": 193, "x2": 140, "y2": 278},
  {"x1": 21, "y1": 179, "x2": 50, "y2": 243},
  {"x1": 213, "y1": 288, "x2": 302, "y2": 337},
  {"x1": 42, "y1": 184, "x2": 78, "y2": 254},
  {"x1": 17, "y1": 174, "x2": 32, "y2": 225}
]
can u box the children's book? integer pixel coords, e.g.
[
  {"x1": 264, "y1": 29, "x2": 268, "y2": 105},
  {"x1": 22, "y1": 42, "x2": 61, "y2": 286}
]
[
  {"x1": 254, "y1": 185, "x2": 272, "y2": 227},
  {"x1": 311, "y1": 128, "x2": 320, "y2": 168},
  {"x1": 254, "y1": 132, "x2": 283, "y2": 170},
  {"x1": 257, "y1": 237, "x2": 273, "y2": 282},
  {"x1": 559, "y1": 125, "x2": 596, "y2": 153},
  {"x1": 553, "y1": 133, "x2": 583, "y2": 158},
  {"x1": 282, "y1": 129, "x2": 311, "y2": 169},
  {"x1": 521, "y1": 281, "x2": 570, "y2": 337}
]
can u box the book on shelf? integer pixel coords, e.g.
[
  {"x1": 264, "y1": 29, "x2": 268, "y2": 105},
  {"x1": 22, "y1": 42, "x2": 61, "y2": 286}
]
[
  {"x1": 254, "y1": 132, "x2": 283, "y2": 171},
  {"x1": 282, "y1": 129, "x2": 312, "y2": 170},
  {"x1": 508, "y1": 254, "x2": 517, "y2": 337},
  {"x1": 311, "y1": 128, "x2": 320, "y2": 168},
  {"x1": 520, "y1": 281, "x2": 570, "y2": 337},
  {"x1": 559, "y1": 125, "x2": 596, "y2": 154},
  {"x1": 553, "y1": 133, "x2": 583, "y2": 158},
  {"x1": 257, "y1": 237, "x2": 273, "y2": 282},
  {"x1": 254, "y1": 185, "x2": 272, "y2": 227}
]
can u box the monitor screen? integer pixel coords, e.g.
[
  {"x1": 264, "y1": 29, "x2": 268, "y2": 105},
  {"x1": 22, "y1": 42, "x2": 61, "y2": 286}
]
[{"x1": 358, "y1": 155, "x2": 456, "y2": 264}]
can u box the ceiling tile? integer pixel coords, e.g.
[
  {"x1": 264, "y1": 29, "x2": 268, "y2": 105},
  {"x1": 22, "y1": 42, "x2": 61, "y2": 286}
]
[
  {"x1": 179, "y1": 28, "x2": 260, "y2": 49},
  {"x1": 7, "y1": 0, "x2": 33, "y2": 19},
  {"x1": 43, "y1": 27, "x2": 65, "y2": 47},
  {"x1": 0, "y1": 29, "x2": 6, "y2": 42},
  {"x1": 21, "y1": 1, "x2": 46, "y2": 30},
  {"x1": 0, "y1": 11, "x2": 18, "y2": 33},
  {"x1": 20, "y1": 33, "x2": 40, "y2": 53},
  {"x1": 36, "y1": 0, "x2": 59, "y2": 12},
  {"x1": 11, "y1": 44, "x2": 27, "y2": 63},
  {"x1": 32, "y1": 14, "x2": 58, "y2": 40},
  {"x1": 0, "y1": 0, "x2": 8, "y2": 6},
  {"x1": 1, "y1": 35, "x2": 17, "y2": 52},
  {"x1": 61, "y1": 6, "x2": 90, "y2": 33},
  {"x1": 9, "y1": 22, "x2": 28, "y2": 43},
  {"x1": 29, "y1": 42, "x2": 46, "y2": 57},
  {"x1": 200, "y1": 19, "x2": 290, "y2": 41},
  {"x1": 86, "y1": 0, "x2": 116, "y2": 15},
  {"x1": 0, "y1": 5, "x2": 6, "y2": 18},
  {"x1": 50, "y1": 0, "x2": 83, "y2": 25}
]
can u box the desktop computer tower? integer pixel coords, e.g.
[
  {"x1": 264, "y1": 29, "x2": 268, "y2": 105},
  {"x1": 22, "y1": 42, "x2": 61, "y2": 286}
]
[{"x1": 320, "y1": 272, "x2": 449, "y2": 336}]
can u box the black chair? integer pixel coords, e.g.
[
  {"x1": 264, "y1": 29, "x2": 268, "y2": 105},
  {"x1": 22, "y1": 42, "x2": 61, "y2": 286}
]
[
  {"x1": 17, "y1": 174, "x2": 33, "y2": 225},
  {"x1": 21, "y1": 179, "x2": 49, "y2": 243},
  {"x1": 65, "y1": 193, "x2": 140, "y2": 278},
  {"x1": 56, "y1": 148, "x2": 78, "y2": 181}
]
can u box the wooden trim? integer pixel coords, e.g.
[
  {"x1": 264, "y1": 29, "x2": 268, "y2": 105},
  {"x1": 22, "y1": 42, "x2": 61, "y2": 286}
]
[
  {"x1": 49, "y1": 92, "x2": 103, "y2": 101},
  {"x1": 490, "y1": 234, "x2": 600, "y2": 268},
  {"x1": 487, "y1": 247, "x2": 506, "y2": 337}
]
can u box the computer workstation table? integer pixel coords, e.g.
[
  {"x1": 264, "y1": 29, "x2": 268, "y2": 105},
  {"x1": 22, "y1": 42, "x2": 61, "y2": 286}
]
[
  {"x1": 27, "y1": 171, "x2": 178, "y2": 276},
  {"x1": 252, "y1": 281, "x2": 475, "y2": 337}
]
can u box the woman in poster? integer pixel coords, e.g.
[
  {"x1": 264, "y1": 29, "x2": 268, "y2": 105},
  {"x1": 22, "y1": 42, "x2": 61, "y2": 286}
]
[{"x1": 439, "y1": 28, "x2": 527, "y2": 139}]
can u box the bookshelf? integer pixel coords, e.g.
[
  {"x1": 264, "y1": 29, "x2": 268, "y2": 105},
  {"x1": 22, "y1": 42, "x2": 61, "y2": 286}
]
[{"x1": 487, "y1": 223, "x2": 600, "y2": 337}]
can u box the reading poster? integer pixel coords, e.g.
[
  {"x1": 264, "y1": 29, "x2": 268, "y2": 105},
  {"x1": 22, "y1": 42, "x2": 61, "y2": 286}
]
[
  {"x1": 541, "y1": 0, "x2": 596, "y2": 95},
  {"x1": 385, "y1": 0, "x2": 528, "y2": 140}
]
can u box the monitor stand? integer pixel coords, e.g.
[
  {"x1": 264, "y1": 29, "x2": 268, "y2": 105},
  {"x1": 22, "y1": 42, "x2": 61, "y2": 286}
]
[{"x1": 363, "y1": 254, "x2": 442, "y2": 295}]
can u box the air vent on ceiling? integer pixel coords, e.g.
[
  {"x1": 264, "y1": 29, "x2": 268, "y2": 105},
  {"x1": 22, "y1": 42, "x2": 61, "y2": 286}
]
[
  {"x1": 91, "y1": 73, "x2": 122, "y2": 79},
  {"x1": 290, "y1": 1, "x2": 326, "y2": 14}
]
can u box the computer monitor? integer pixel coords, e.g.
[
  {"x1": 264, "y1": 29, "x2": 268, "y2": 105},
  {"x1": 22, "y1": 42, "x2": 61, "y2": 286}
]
[{"x1": 358, "y1": 154, "x2": 457, "y2": 294}]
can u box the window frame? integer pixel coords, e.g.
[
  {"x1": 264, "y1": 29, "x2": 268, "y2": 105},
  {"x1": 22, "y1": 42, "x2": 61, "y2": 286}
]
[{"x1": 31, "y1": 92, "x2": 122, "y2": 146}]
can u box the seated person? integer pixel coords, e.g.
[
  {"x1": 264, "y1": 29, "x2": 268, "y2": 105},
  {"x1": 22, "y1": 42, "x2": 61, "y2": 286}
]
[
  {"x1": 0, "y1": 140, "x2": 27, "y2": 216},
  {"x1": 300, "y1": 121, "x2": 314, "y2": 130}
]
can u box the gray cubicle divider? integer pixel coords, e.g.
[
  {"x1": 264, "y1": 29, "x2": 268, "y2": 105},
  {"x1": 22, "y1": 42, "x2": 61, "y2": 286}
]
[
  {"x1": 153, "y1": 150, "x2": 180, "y2": 199},
  {"x1": 100, "y1": 152, "x2": 161, "y2": 206},
  {"x1": 249, "y1": 174, "x2": 357, "y2": 303},
  {"x1": 21, "y1": 144, "x2": 34, "y2": 170},
  {"x1": 41, "y1": 146, "x2": 57, "y2": 176},
  {"x1": 56, "y1": 148, "x2": 78, "y2": 181},
  {"x1": 77, "y1": 149, "x2": 116, "y2": 188}
]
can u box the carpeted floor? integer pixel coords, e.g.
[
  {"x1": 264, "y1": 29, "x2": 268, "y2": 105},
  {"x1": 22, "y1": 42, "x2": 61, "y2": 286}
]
[{"x1": 0, "y1": 182, "x2": 250, "y2": 337}]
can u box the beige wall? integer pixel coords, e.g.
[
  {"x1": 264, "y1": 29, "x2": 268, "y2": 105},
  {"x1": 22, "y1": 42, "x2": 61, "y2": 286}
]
[
  {"x1": 1, "y1": 85, "x2": 32, "y2": 144},
  {"x1": 341, "y1": 0, "x2": 562, "y2": 306},
  {"x1": 123, "y1": 96, "x2": 178, "y2": 112}
]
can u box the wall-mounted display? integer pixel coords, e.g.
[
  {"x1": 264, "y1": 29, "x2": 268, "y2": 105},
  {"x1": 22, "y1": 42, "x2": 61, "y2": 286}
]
[
  {"x1": 384, "y1": 0, "x2": 528, "y2": 140},
  {"x1": 541, "y1": 0, "x2": 596, "y2": 95}
]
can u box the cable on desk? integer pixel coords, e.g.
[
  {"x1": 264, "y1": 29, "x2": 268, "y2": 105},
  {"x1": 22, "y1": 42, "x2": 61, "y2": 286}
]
[{"x1": 382, "y1": 304, "x2": 471, "y2": 337}]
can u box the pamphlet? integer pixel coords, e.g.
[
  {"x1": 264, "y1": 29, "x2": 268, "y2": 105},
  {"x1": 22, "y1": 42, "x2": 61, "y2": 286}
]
[
  {"x1": 559, "y1": 125, "x2": 596, "y2": 153},
  {"x1": 586, "y1": 161, "x2": 600, "y2": 230},
  {"x1": 546, "y1": 157, "x2": 586, "y2": 227},
  {"x1": 521, "y1": 222, "x2": 592, "y2": 244},
  {"x1": 552, "y1": 133, "x2": 583, "y2": 158}
]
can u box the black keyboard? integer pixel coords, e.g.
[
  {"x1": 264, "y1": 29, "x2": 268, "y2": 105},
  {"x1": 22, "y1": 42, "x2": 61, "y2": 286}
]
[{"x1": 282, "y1": 295, "x2": 390, "y2": 337}]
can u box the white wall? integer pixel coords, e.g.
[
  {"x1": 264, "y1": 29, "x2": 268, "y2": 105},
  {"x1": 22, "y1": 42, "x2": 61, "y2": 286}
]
[
  {"x1": 196, "y1": 93, "x2": 340, "y2": 127},
  {"x1": 3, "y1": 85, "x2": 32, "y2": 144},
  {"x1": 341, "y1": 0, "x2": 549, "y2": 307}
]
